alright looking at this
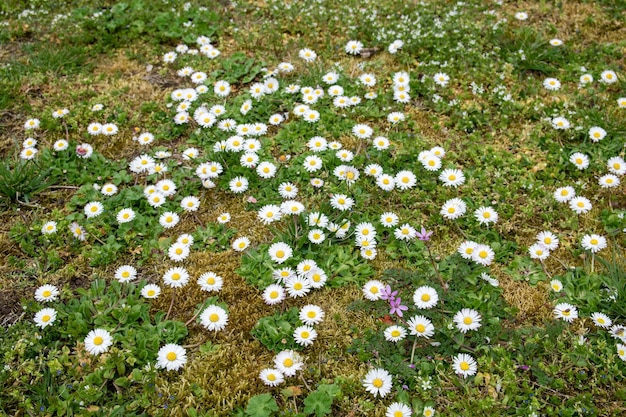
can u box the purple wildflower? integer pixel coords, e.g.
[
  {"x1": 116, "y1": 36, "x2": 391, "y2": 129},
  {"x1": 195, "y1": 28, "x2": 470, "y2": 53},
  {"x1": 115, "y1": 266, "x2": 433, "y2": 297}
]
[
  {"x1": 416, "y1": 227, "x2": 433, "y2": 241},
  {"x1": 379, "y1": 285, "x2": 398, "y2": 301},
  {"x1": 389, "y1": 297, "x2": 408, "y2": 317}
]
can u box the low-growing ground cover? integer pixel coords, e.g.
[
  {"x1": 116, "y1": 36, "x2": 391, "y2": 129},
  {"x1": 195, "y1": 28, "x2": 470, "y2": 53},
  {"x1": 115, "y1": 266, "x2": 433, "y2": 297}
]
[{"x1": 0, "y1": 0, "x2": 625, "y2": 416}]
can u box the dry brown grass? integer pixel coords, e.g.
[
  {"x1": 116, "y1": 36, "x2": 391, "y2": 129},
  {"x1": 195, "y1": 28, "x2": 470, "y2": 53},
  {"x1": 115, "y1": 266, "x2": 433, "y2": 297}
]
[{"x1": 154, "y1": 284, "x2": 380, "y2": 416}]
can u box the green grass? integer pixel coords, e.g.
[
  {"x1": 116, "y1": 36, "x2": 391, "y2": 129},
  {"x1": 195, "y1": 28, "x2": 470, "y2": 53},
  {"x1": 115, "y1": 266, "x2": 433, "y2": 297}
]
[{"x1": 1, "y1": 0, "x2": 626, "y2": 416}]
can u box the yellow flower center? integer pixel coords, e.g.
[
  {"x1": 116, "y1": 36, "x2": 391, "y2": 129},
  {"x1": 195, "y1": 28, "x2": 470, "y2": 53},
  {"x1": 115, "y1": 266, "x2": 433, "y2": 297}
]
[
  {"x1": 283, "y1": 358, "x2": 293, "y2": 367},
  {"x1": 460, "y1": 362, "x2": 470, "y2": 371},
  {"x1": 175, "y1": 248, "x2": 183, "y2": 255},
  {"x1": 416, "y1": 324, "x2": 426, "y2": 333},
  {"x1": 449, "y1": 175, "x2": 456, "y2": 180},
  {"x1": 147, "y1": 290, "x2": 155, "y2": 296},
  {"x1": 43, "y1": 290, "x2": 51, "y2": 297},
  {"x1": 209, "y1": 314, "x2": 219, "y2": 322},
  {"x1": 93, "y1": 336, "x2": 103, "y2": 345},
  {"x1": 479, "y1": 250, "x2": 488, "y2": 258},
  {"x1": 166, "y1": 352, "x2": 177, "y2": 361},
  {"x1": 577, "y1": 202, "x2": 584, "y2": 208},
  {"x1": 483, "y1": 212, "x2": 491, "y2": 218},
  {"x1": 276, "y1": 250, "x2": 285, "y2": 258},
  {"x1": 391, "y1": 330, "x2": 401, "y2": 337},
  {"x1": 448, "y1": 207, "x2": 455, "y2": 213},
  {"x1": 463, "y1": 317, "x2": 473, "y2": 325},
  {"x1": 394, "y1": 412, "x2": 403, "y2": 417},
  {"x1": 307, "y1": 311, "x2": 316, "y2": 318},
  {"x1": 613, "y1": 163, "x2": 621, "y2": 169},
  {"x1": 294, "y1": 282, "x2": 303, "y2": 290},
  {"x1": 91, "y1": 206, "x2": 98, "y2": 212},
  {"x1": 172, "y1": 273, "x2": 180, "y2": 280},
  {"x1": 301, "y1": 331, "x2": 310, "y2": 338},
  {"x1": 267, "y1": 374, "x2": 276, "y2": 381},
  {"x1": 123, "y1": 213, "x2": 130, "y2": 219},
  {"x1": 42, "y1": 315, "x2": 51, "y2": 322},
  {"x1": 370, "y1": 286, "x2": 379, "y2": 294},
  {"x1": 590, "y1": 239, "x2": 598, "y2": 245},
  {"x1": 597, "y1": 318, "x2": 605, "y2": 324},
  {"x1": 122, "y1": 271, "x2": 130, "y2": 278},
  {"x1": 207, "y1": 278, "x2": 215, "y2": 285},
  {"x1": 421, "y1": 294, "x2": 430, "y2": 302},
  {"x1": 372, "y1": 378, "x2": 383, "y2": 388},
  {"x1": 270, "y1": 291, "x2": 278, "y2": 298}
]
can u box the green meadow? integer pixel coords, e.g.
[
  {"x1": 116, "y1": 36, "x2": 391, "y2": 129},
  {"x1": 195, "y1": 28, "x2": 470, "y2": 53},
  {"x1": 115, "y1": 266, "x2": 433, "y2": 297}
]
[{"x1": 1, "y1": 0, "x2": 625, "y2": 416}]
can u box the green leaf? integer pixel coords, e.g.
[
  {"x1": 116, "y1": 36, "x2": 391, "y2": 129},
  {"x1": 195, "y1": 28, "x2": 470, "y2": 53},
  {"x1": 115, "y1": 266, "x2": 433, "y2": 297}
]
[
  {"x1": 245, "y1": 393, "x2": 278, "y2": 417},
  {"x1": 303, "y1": 384, "x2": 340, "y2": 417}
]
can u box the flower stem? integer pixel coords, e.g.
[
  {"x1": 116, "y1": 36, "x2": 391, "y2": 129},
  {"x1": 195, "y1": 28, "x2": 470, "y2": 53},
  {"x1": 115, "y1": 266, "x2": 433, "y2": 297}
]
[
  {"x1": 184, "y1": 300, "x2": 210, "y2": 327},
  {"x1": 410, "y1": 335, "x2": 419, "y2": 365},
  {"x1": 183, "y1": 337, "x2": 208, "y2": 349},
  {"x1": 591, "y1": 253, "x2": 595, "y2": 274},
  {"x1": 426, "y1": 245, "x2": 447, "y2": 292},
  {"x1": 540, "y1": 260, "x2": 552, "y2": 279},
  {"x1": 165, "y1": 289, "x2": 175, "y2": 320}
]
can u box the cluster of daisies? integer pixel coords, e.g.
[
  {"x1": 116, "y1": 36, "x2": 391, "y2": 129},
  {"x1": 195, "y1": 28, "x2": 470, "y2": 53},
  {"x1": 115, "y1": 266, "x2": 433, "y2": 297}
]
[
  {"x1": 514, "y1": 10, "x2": 626, "y2": 363},
  {"x1": 257, "y1": 306, "x2": 326, "y2": 385},
  {"x1": 17, "y1": 13, "x2": 626, "y2": 414},
  {"x1": 32, "y1": 261, "x2": 229, "y2": 370},
  {"x1": 361, "y1": 280, "x2": 482, "y2": 385}
]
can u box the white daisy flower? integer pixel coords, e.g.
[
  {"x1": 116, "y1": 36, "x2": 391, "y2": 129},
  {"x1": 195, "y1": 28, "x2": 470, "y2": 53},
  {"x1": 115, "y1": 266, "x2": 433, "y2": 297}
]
[
  {"x1": 362, "y1": 368, "x2": 393, "y2": 398},
  {"x1": 156, "y1": 344, "x2": 187, "y2": 371},
  {"x1": 554, "y1": 303, "x2": 578, "y2": 322},
  {"x1": 200, "y1": 305, "x2": 228, "y2": 331},
  {"x1": 453, "y1": 308, "x2": 482, "y2": 333},
  {"x1": 84, "y1": 328, "x2": 113, "y2": 355}
]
